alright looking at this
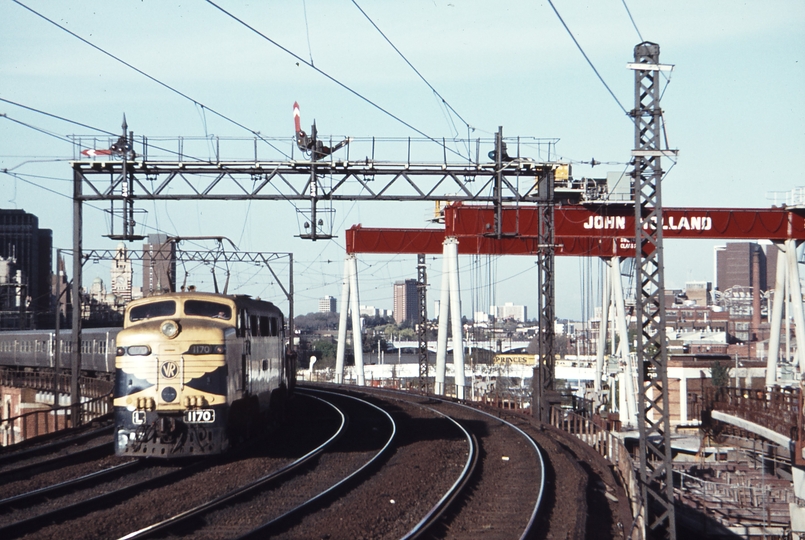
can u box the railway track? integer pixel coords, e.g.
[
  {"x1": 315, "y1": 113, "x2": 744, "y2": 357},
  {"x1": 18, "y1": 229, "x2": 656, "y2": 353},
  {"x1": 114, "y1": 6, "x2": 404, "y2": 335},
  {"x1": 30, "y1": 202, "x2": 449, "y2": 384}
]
[
  {"x1": 0, "y1": 385, "x2": 630, "y2": 539},
  {"x1": 298, "y1": 386, "x2": 546, "y2": 540},
  {"x1": 0, "y1": 390, "x2": 345, "y2": 539},
  {"x1": 117, "y1": 391, "x2": 352, "y2": 539}
]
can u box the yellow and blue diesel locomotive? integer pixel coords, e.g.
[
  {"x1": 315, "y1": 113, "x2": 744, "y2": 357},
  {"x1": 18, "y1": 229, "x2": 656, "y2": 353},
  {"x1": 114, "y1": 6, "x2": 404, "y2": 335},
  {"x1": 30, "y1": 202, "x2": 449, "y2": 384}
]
[{"x1": 113, "y1": 292, "x2": 294, "y2": 457}]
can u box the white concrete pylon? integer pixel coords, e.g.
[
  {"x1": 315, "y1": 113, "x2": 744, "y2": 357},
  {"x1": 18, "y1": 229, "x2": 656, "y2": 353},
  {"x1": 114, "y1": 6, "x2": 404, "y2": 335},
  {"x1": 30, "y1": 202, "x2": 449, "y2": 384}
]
[
  {"x1": 611, "y1": 257, "x2": 636, "y2": 426},
  {"x1": 335, "y1": 256, "x2": 351, "y2": 384},
  {"x1": 447, "y1": 239, "x2": 466, "y2": 399},
  {"x1": 435, "y1": 237, "x2": 465, "y2": 398},
  {"x1": 786, "y1": 239, "x2": 805, "y2": 373},
  {"x1": 334, "y1": 254, "x2": 365, "y2": 386},
  {"x1": 767, "y1": 242, "x2": 786, "y2": 387},
  {"x1": 348, "y1": 254, "x2": 365, "y2": 385},
  {"x1": 435, "y1": 248, "x2": 450, "y2": 395},
  {"x1": 595, "y1": 257, "x2": 612, "y2": 407}
]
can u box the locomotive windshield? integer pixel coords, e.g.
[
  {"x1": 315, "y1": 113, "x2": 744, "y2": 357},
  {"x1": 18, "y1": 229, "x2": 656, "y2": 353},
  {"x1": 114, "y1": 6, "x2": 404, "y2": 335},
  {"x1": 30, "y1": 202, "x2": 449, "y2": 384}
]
[
  {"x1": 184, "y1": 300, "x2": 232, "y2": 320},
  {"x1": 129, "y1": 300, "x2": 176, "y2": 322}
]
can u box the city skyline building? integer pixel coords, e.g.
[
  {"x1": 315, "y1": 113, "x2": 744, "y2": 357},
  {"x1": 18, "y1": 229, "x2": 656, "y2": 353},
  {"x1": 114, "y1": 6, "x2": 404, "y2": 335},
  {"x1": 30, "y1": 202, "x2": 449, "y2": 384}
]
[
  {"x1": 142, "y1": 234, "x2": 176, "y2": 297},
  {"x1": 490, "y1": 302, "x2": 527, "y2": 322},
  {"x1": 111, "y1": 242, "x2": 132, "y2": 306},
  {"x1": 319, "y1": 295, "x2": 337, "y2": 313},
  {"x1": 393, "y1": 279, "x2": 418, "y2": 323},
  {"x1": 714, "y1": 242, "x2": 775, "y2": 292},
  {"x1": 0, "y1": 208, "x2": 52, "y2": 328}
]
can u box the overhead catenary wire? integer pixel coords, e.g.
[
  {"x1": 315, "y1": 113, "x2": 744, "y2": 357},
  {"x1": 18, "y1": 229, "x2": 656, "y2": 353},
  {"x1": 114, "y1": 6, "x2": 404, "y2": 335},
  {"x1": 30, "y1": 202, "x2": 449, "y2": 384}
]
[
  {"x1": 1, "y1": 97, "x2": 209, "y2": 163},
  {"x1": 204, "y1": 0, "x2": 466, "y2": 159},
  {"x1": 545, "y1": 0, "x2": 630, "y2": 117},
  {"x1": 11, "y1": 0, "x2": 289, "y2": 159},
  {"x1": 0, "y1": 98, "x2": 116, "y2": 136},
  {"x1": 1, "y1": 114, "x2": 87, "y2": 148},
  {"x1": 349, "y1": 0, "x2": 475, "y2": 134},
  {"x1": 620, "y1": 0, "x2": 644, "y2": 43}
]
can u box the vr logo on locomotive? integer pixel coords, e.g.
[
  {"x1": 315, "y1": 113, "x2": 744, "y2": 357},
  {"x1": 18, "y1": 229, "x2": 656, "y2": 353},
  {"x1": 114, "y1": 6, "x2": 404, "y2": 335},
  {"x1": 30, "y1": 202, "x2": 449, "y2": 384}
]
[{"x1": 160, "y1": 361, "x2": 178, "y2": 378}]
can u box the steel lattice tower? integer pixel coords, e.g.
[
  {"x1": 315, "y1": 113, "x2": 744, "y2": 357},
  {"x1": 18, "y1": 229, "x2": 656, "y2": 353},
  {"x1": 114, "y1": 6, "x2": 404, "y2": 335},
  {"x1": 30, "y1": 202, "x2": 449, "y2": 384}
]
[
  {"x1": 631, "y1": 41, "x2": 677, "y2": 539},
  {"x1": 417, "y1": 253, "x2": 429, "y2": 390},
  {"x1": 535, "y1": 170, "x2": 555, "y2": 422}
]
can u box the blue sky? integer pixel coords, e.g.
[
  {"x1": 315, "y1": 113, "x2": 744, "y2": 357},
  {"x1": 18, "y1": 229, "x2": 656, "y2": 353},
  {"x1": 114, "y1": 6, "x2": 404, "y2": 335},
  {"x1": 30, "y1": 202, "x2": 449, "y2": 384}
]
[{"x1": 1, "y1": 0, "x2": 803, "y2": 320}]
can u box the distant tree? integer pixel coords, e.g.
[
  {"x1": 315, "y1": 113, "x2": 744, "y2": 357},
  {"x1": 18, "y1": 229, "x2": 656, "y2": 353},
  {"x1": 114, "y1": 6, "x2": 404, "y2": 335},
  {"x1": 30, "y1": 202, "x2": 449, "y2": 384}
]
[
  {"x1": 310, "y1": 339, "x2": 337, "y2": 369},
  {"x1": 294, "y1": 312, "x2": 340, "y2": 331},
  {"x1": 710, "y1": 361, "x2": 730, "y2": 388}
]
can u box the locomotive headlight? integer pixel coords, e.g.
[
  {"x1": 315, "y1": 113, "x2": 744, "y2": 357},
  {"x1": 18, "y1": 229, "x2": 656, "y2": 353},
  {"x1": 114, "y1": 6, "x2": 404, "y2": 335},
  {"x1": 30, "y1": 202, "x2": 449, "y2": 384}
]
[
  {"x1": 160, "y1": 320, "x2": 180, "y2": 339},
  {"x1": 116, "y1": 347, "x2": 126, "y2": 357}
]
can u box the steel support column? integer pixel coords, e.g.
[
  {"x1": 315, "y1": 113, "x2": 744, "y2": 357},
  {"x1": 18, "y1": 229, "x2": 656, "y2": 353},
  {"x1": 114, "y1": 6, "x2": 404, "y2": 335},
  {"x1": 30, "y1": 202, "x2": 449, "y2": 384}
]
[
  {"x1": 71, "y1": 167, "x2": 83, "y2": 426},
  {"x1": 631, "y1": 41, "x2": 676, "y2": 539},
  {"x1": 534, "y1": 169, "x2": 555, "y2": 423},
  {"x1": 417, "y1": 254, "x2": 428, "y2": 391}
]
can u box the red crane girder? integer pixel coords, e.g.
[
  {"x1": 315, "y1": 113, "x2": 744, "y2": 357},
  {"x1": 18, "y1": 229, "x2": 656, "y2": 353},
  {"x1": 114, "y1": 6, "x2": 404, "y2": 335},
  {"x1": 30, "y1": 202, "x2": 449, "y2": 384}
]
[
  {"x1": 346, "y1": 205, "x2": 805, "y2": 256},
  {"x1": 345, "y1": 225, "x2": 637, "y2": 256},
  {"x1": 445, "y1": 204, "x2": 805, "y2": 240}
]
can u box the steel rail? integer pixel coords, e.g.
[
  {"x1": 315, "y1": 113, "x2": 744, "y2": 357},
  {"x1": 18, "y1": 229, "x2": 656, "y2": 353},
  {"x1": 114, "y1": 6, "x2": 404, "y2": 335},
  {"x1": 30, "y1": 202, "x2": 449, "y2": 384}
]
[
  {"x1": 444, "y1": 400, "x2": 546, "y2": 540},
  {"x1": 233, "y1": 388, "x2": 397, "y2": 539},
  {"x1": 0, "y1": 423, "x2": 113, "y2": 467},
  {"x1": 0, "y1": 460, "x2": 139, "y2": 511},
  {"x1": 0, "y1": 441, "x2": 113, "y2": 484},
  {"x1": 401, "y1": 408, "x2": 478, "y2": 539},
  {"x1": 0, "y1": 458, "x2": 211, "y2": 538},
  {"x1": 349, "y1": 385, "x2": 546, "y2": 540},
  {"x1": 117, "y1": 392, "x2": 348, "y2": 540}
]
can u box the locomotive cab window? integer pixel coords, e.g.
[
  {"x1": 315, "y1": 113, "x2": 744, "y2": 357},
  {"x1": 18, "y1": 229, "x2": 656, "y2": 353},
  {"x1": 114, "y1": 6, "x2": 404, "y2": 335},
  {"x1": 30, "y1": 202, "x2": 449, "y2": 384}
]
[
  {"x1": 184, "y1": 300, "x2": 232, "y2": 320},
  {"x1": 130, "y1": 300, "x2": 176, "y2": 322}
]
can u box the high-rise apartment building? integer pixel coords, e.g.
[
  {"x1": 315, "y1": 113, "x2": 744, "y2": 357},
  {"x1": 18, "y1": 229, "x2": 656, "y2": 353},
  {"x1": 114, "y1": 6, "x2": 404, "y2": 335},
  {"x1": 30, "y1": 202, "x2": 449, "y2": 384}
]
[
  {"x1": 319, "y1": 295, "x2": 337, "y2": 313},
  {"x1": 490, "y1": 302, "x2": 527, "y2": 322},
  {"x1": 393, "y1": 279, "x2": 418, "y2": 323},
  {"x1": 715, "y1": 242, "x2": 777, "y2": 293},
  {"x1": 142, "y1": 234, "x2": 175, "y2": 297},
  {"x1": 0, "y1": 208, "x2": 52, "y2": 327}
]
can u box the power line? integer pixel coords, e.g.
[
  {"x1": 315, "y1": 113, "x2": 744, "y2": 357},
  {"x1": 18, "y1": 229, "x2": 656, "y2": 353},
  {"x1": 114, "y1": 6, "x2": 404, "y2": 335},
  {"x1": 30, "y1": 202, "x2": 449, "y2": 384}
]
[
  {"x1": 545, "y1": 0, "x2": 629, "y2": 117},
  {"x1": 1, "y1": 114, "x2": 80, "y2": 147},
  {"x1": 11, "y1": 0, "x2": 289, "y2": 159},
  {"x1": 0, "y1": 97, "x2": 116, "y2": 136},
  {"x1": 204, "y1": 0, "x2": 466, "y2": 158},
  {"x1": 1, "y1": 97, "x2": 213, "y2": 164},
  {"x1": 350, "y1": 0, "x2": 474, "y2": 133},
  {"x1": 620, "y1": 0, "x2": 644, "y2": 42}
]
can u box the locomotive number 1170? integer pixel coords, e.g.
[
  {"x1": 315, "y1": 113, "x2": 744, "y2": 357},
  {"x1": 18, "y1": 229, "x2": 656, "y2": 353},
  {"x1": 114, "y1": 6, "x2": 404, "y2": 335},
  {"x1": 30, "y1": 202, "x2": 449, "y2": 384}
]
[{"x1": 184, "y1": 409, "x2": 216, "y2": 423}]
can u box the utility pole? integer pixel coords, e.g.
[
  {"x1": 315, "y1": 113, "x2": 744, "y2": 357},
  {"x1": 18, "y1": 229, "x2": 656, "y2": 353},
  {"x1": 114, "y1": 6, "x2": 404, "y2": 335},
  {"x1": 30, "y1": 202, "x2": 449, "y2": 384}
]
[{"x1": 630, "y1": 41, "x2": 677, "y2": 539}]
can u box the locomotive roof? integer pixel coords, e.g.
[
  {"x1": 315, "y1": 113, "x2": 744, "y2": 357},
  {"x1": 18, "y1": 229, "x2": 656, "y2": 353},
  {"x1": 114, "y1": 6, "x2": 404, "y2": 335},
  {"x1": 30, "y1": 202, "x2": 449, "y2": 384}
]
[{"x1": 126, "y1": 291, "x2": 281, "y2": 313}]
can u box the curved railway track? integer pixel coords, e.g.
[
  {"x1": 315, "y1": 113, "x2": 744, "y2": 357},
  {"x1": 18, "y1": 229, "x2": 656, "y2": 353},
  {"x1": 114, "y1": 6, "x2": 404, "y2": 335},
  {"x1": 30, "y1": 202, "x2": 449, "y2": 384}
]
[
  {"x1": 118, "y1": 391, "x2": 352, "y2": 539},
  {"x1": 0, "y1": 384, "x2": 629, "y2": 539}
]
